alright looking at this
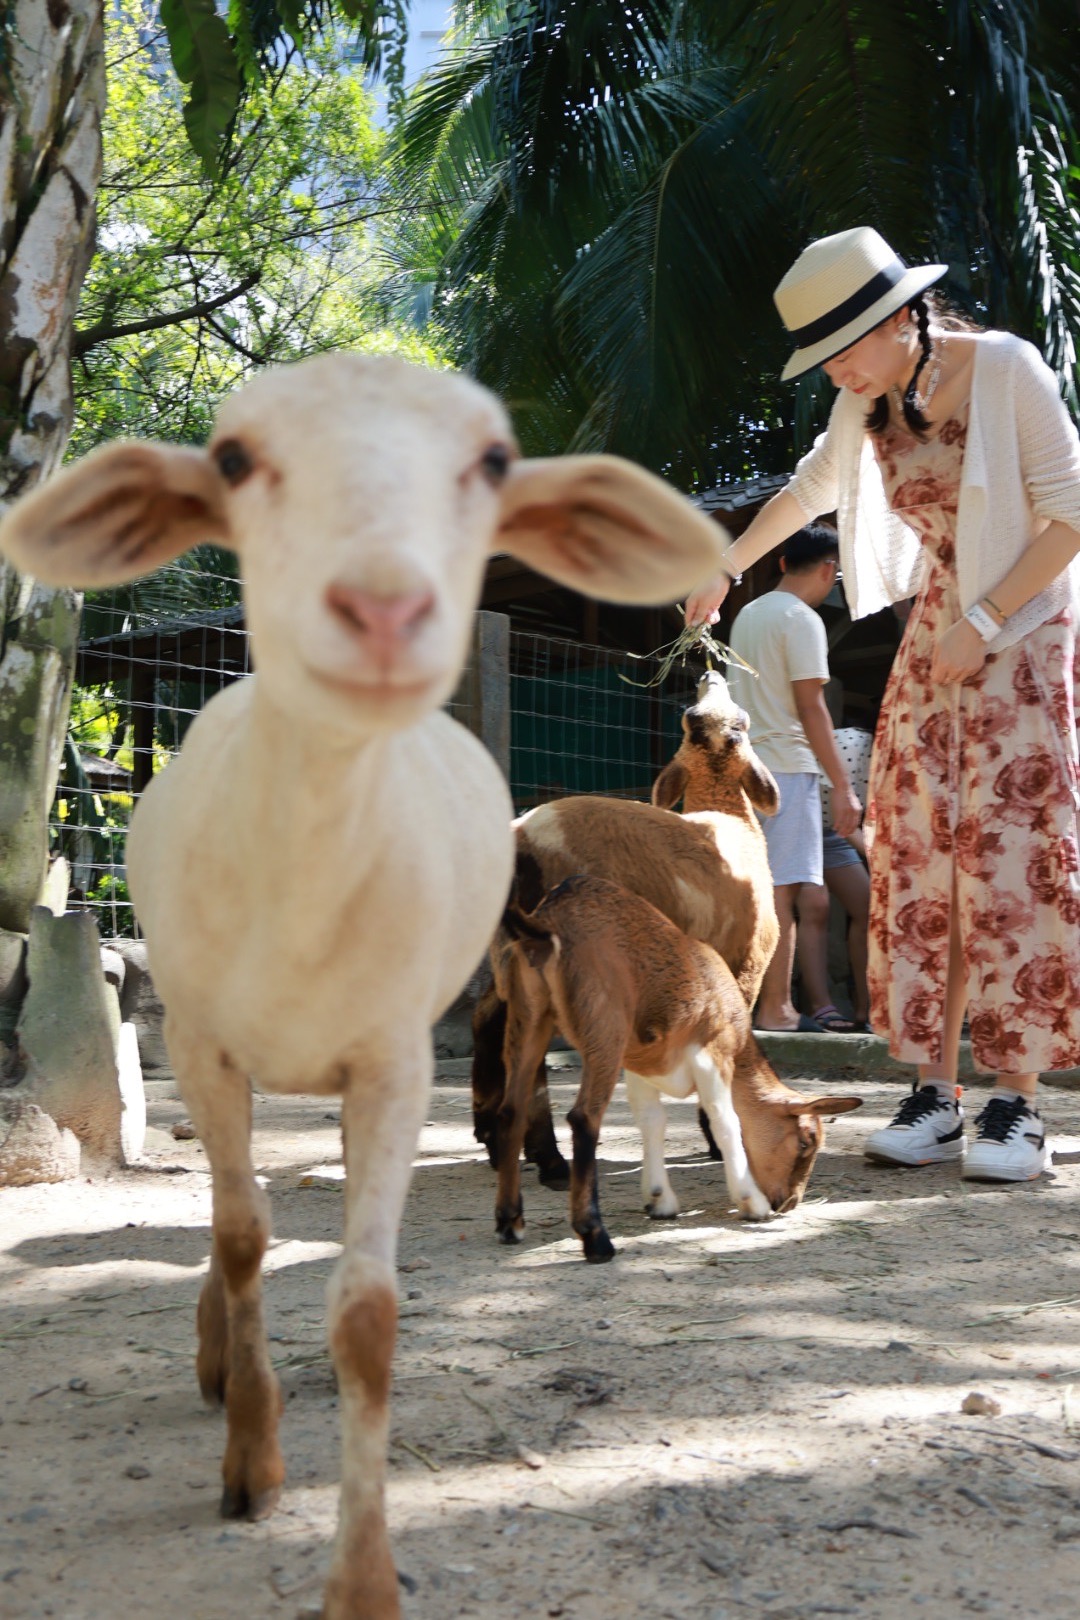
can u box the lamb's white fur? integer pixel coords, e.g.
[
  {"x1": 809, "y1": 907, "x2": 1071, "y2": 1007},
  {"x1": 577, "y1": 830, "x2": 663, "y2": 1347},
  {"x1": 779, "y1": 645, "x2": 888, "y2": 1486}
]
[{"x1": 0, "y1": 352, "x2": 728, "y2": 1620}]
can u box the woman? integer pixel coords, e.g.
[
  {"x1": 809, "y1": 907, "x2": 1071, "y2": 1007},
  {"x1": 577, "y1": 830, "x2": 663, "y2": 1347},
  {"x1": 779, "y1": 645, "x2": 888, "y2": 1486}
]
[{"x1": 686, "y1": 225, "x2": 1080, "y2": 1182}]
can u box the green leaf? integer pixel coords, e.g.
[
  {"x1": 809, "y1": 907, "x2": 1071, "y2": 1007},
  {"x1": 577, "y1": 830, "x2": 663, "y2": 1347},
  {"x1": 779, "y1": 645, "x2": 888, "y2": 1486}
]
[{"x1": 161, "y1": 0, "x2": 242, "y2": 176}]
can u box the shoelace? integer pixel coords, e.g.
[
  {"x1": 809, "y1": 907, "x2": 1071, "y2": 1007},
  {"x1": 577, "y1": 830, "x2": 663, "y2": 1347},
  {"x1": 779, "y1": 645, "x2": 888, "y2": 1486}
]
[
  {"x1": 973, "y1": 1095, "x2": 1032, "y2": 1143},
  {"x1": 890, "y1": 1083, "x2": 952, "y2": 1126}
]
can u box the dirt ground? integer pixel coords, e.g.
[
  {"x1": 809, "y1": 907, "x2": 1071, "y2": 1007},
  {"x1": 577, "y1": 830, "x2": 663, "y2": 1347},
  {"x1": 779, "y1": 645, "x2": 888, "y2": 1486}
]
[{"x1": 3, "y1": 1061, "x2": 1080, "y2": 1620}]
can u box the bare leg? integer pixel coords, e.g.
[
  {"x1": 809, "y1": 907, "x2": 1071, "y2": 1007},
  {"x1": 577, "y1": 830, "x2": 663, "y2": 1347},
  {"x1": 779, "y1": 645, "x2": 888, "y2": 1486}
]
[
  {"x1": 322, "y1": 1038, "x2": 433, "y2": 1620},
  {"x1": 172, "y1": 1026, "x2": 284, "y2": 1522},
  {"x1": 824, "y1": 861, "x2": 870, "y2": 1022},
  {"x1": 755, "y1": 883, "x2": 799, "y2": 1028},
  {"x1": 625, "y1": 1070, "x2": 678, "y2": 1218},
  {"x1": 794, "y1": 881, "x2": 831, "y2": 1014}
]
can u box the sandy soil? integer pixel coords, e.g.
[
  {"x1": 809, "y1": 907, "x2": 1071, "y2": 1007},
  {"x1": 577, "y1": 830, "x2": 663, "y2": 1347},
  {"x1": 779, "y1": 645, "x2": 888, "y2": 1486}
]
[{"x1": 3, "y1": 1064, "x2": 1080, "y2": 1620}]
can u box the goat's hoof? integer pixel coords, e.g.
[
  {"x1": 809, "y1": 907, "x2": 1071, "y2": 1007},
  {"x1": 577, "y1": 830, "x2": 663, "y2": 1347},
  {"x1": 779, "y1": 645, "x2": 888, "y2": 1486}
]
[
  {"x1": 495, "y1": 1221, "x2": 524, "y2": 1245},
  {"x1": 582, "y1": 1230, "x2": 616, "y2": 1263},
  {"x1": 535, "y1": 1156, "x2": 570, "y2": 1191},
  {"x1": 645, "y1": 1200, "x2": 679, "y2": 1221},
  {"x1": 220, "y1": 1481, "x2": 281, "y2": 1521},
  {"x1": 737, "y1": 1195, "x2": 773, "y2": 1223}
]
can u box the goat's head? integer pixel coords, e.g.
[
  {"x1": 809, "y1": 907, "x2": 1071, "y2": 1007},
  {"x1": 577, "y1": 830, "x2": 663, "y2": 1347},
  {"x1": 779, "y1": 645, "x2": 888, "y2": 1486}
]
[
  {"x1": 0, "y1": 355, "x2": 729, "y2": 737},
  {"x1": 653, "y1": 670, "x2": 779, "y2": 813},
  {"x1": 737, "y1": 1077, "x2": 863, "y2": 1215}
]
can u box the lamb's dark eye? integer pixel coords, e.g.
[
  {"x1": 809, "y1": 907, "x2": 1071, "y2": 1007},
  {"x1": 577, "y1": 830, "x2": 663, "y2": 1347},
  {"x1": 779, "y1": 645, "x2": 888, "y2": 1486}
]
[
  {"x1": 213, "y1": 438, "x2": 254, "y2": 487},
  {"x1": 479, "y1": 443, "x2": 512, "y2": 485}
]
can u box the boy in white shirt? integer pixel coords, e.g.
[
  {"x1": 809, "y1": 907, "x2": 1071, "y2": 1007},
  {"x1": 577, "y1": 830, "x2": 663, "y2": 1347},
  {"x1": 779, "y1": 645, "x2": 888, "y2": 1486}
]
[{"x1": 729, "y1": 525, "x2": 862, "y2": 1031}]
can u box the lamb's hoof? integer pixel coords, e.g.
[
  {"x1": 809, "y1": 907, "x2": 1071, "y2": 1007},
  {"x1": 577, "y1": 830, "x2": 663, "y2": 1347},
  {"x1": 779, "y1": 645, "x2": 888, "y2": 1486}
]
[
  {"x1": 737, "y1": 1193, "x2": 773, "y2": 1223},
  {"x1": 582, "y1": 1230, "x2": 616, "y2": 1263},
  {"x1": 496, "y1": 1222, "x2": 524, "y2": 1245},
  {"x1": 536, "y1": 1157, "x2": 570, "y2": 1191},
  {"x1": 220, "y1": 1481, "x2": 281, "y2": 1521},
  {"x1": 645, "y1": 1201, "x2": 679, "y2": 1221}
]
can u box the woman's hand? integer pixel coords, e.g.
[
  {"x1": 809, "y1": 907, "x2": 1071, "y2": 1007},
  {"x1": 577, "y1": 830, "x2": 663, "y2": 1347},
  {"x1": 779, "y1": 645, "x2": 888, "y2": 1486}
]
[
  {"x1": 684, "y1": 569, "x2": 732, "y2": 627},
  {"x1": 932, "y1": 617, "x2": 987, "y2": 685}
]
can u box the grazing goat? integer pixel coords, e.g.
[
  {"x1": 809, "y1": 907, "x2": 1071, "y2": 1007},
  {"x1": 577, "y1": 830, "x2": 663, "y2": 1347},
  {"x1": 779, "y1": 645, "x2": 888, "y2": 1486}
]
[
  {"x1": 0, "y1": 354, "x2": 728, "y2": 1620},
  {"x1": 495, "y1": 875, "x2": 861, "y2": 1258},
  {"x1": 473, "y1": 670, "x2": 782, "y2": 1181}
]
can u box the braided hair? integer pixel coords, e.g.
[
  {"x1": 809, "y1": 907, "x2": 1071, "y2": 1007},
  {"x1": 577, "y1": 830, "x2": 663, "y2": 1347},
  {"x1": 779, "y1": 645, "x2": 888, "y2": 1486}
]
[
  {"x1": 866, "y1": 293, "x2": 982, "y2": 439},
  {"x1": 866, "y1": 294, "x2": 933, "y2": 439}
]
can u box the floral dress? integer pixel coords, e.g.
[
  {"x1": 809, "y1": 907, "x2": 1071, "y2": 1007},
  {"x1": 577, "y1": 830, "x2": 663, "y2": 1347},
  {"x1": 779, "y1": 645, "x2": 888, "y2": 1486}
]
[{"x1": 865, "y1": 403, "x2": 1080, "y2": 1073}]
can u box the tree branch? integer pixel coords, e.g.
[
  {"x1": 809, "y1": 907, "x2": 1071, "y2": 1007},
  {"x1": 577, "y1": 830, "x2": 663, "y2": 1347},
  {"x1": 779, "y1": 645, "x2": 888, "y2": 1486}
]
[{"x1": 73, "y1": 271, "x2": 261, "y2": 357}]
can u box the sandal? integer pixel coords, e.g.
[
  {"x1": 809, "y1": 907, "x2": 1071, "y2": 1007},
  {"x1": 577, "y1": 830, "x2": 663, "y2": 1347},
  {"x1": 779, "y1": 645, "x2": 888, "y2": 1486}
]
[{"x1": 812, "y1": 1004, "x2": 858, "y2": 1034}]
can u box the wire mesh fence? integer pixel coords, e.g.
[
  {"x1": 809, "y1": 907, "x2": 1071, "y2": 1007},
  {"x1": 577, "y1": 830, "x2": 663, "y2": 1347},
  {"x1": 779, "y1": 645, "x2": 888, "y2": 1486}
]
[{"x1": 55, "y1": 569, "x2": 704, "y2": 939}]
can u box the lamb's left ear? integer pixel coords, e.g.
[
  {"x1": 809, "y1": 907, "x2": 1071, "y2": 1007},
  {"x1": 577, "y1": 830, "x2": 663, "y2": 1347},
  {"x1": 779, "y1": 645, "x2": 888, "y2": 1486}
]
[
  {"x1": 0, "y1": 442, "x2": 230, "y2": 588},
  {"x1": 497, "y1": 454, "x2": 729, "y2": 604}
]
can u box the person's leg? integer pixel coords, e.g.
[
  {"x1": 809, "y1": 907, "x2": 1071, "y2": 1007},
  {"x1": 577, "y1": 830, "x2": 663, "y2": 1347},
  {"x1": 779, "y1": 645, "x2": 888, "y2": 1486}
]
[
  {"x1": 823, "y1": 860, "x2": 870, "y2": 1023},
  {"x1": 755, "y1": 882, "x2": 799, "y2": 1028},
  {"x1": 865, "y1": 882, "x2": 966, "y2": 1166},
  {"x1": 794, "y1": 880, "x2": 831, "y2": 1013}
]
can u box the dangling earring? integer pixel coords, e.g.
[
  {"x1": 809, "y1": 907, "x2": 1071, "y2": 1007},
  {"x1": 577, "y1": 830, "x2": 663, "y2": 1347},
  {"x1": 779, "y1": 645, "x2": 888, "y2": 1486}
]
[{"x1": 896, "y1": 323, "x2": 913, "y2": 342}]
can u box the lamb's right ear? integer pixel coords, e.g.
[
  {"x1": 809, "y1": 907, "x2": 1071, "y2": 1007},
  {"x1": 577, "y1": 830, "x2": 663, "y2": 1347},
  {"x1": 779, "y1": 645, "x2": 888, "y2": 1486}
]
[
  {"x1": 652, "y1": 758, "x2": 688, "y2": 810},
  {"x1": 741, "y1": 754, "x2": 780, "y2": 816},
  {"x1": 0, "y1": 442, "x2": 230, "y2": 588}
]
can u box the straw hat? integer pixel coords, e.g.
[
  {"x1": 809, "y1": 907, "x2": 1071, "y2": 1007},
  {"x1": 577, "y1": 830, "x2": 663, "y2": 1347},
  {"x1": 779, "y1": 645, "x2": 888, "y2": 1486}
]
[{"x1": 774, "y1": 227, "x2": 947, "y2": 381}]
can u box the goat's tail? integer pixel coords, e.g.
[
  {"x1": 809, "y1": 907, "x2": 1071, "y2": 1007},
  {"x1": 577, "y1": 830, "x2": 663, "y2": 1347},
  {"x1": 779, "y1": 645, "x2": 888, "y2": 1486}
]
[{"x1": 502, "y1": 903, "x2": 558, "y2": 969}]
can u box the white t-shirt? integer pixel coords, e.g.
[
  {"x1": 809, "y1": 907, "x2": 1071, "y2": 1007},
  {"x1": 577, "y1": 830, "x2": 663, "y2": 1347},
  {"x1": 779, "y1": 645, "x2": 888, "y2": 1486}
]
[{"x1": 728, "y1": 591, "x2": 830, "y2": 775}]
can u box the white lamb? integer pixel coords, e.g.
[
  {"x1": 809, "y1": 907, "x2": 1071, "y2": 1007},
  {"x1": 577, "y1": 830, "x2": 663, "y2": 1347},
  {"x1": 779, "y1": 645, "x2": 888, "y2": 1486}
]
[{"x1": 0, "y1": 352, "x2": 728, "y2": 1620}]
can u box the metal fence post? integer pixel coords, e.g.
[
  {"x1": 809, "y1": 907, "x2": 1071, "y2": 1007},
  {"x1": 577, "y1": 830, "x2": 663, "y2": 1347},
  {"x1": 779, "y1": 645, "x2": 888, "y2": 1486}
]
[{"x1": 453, "y1": 609, "x2": 511, "y2": 781}]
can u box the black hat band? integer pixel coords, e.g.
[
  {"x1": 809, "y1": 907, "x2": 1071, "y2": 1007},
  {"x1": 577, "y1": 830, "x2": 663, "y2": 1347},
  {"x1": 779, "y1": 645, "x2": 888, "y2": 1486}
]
[{"x1": 787, "y1": 261, "x2": 907, "y2": 348}]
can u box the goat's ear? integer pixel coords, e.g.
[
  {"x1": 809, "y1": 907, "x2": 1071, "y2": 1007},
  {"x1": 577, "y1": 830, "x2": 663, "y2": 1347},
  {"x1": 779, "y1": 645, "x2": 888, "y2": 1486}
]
[
  {"x1": 496, "y1": 455, "x2": 728, "y2": 605},
  {"x1": 788, "y1": 1095, "x2": 864, "y2": 1118},
  {"x1": 0, "y1": 442, "x2": 230, "y2": 588},
  {"x1": 651, "y1": 758, "x2": 688, "y2": 810},
  {"x1": 741, "y1": 754, "x2": 780, "y2": 816}
]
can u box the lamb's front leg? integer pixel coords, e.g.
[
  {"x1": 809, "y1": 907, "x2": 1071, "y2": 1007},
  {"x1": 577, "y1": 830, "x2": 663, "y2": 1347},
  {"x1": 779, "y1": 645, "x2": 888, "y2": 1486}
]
[
  {"x1": 624, "y1": 1070, "x2": 679, "y2": 1218},
  {"x1": 171, "y1": 1028, "x2": 284, "y2": 1520},
  {"x1": 689, "y1": 1047, "x2": 771, "y2": 1222},
  {"x1": 321, "y1": 1041, "x2": 432, "y2": 1620}
]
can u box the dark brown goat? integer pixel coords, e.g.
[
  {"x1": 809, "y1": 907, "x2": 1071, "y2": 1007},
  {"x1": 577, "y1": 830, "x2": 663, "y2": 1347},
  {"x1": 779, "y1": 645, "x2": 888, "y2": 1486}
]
[
  {"x1": 473, "y1": 671, "x2": 781, "y2": 1183},
  {"x1": 494, "y1": 875, "x2": 861, "y2": 1260}
]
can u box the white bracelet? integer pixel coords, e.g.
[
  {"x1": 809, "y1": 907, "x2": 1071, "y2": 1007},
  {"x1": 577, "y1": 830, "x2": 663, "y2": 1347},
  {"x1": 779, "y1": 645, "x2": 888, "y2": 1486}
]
[{"x1": 964, "y1": 601, "x2": 1000, "y2": 643}]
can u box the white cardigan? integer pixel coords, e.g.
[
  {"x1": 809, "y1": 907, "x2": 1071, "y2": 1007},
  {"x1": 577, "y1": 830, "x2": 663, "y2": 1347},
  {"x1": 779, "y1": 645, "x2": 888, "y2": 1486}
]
[{"x1": 785, "y1": 331, "x2": 1080, "y2": 651}]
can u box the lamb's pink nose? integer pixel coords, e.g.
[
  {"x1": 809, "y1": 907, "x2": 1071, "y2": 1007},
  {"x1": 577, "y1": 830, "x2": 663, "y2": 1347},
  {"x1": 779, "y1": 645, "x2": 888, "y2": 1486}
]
[{"x1": 326, "y1": 583, "x2": 435, "y2": 646}]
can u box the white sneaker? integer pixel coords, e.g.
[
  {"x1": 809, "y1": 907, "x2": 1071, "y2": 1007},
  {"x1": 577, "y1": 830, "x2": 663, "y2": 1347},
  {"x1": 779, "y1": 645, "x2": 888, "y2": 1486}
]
[
  {"x1": 864, "y1": 1083, "x2": 966, "y2": 1166},
  {"x1": 962, "y1": 1095, "x2": 1051, "y2": 1182}
]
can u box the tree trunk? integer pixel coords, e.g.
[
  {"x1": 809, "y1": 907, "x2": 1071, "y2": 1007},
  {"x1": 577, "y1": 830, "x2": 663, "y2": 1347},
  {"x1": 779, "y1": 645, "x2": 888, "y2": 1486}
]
[{"x1": 0, "y1": 1, "x2": 103, "y2": 948}]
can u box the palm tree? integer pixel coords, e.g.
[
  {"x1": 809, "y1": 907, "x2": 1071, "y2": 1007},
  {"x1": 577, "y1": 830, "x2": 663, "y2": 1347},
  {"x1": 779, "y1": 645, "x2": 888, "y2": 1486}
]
[{"x1": 391, "y1": 1, "x2": 1080, "y2": 483}]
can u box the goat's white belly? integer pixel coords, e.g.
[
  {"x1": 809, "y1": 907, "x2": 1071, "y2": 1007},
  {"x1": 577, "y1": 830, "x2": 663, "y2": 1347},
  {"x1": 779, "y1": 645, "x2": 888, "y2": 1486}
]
[{"x1": 628, "y1": 1054, "x2": 698, "y2": 1100}]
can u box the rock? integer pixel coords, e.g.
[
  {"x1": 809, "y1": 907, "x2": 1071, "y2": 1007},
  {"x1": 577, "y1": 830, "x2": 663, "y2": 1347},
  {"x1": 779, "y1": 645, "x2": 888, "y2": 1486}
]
[
  {"x1": 171, "y1": 1119, "x2": 197, "y2": 1141},
  {"x1": 17, "y1": 908, "x2": 144, "y2": 1166},
  {"x1": 961, "y1": 1391, "x2": 1002, "y2": 1417},
  {"x1": 0, "y1": 1097, "x2": 80, "y2": 1185},
  {"x1": 112, "y1": 939, "x2": 171, "y2": 1078},
  {"x1": 99, "y1": 946, "x2": 126, "y2": 992}
]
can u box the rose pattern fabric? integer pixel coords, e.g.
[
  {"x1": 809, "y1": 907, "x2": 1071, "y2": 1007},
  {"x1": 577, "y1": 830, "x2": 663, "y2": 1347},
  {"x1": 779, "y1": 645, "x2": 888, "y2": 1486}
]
[{"x1": 865, "y1": 403, "x2": 1080, "y2": 1072}]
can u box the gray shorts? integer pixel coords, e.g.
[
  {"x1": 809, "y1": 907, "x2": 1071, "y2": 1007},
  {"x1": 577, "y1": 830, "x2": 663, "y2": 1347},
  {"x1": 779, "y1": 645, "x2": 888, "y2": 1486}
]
[
  {"x1": 761, "y1": 772, "x2": 823, "y2": 887},
  {"x1": 823, "y1": 828, "x2": 863, "y2": 871}
]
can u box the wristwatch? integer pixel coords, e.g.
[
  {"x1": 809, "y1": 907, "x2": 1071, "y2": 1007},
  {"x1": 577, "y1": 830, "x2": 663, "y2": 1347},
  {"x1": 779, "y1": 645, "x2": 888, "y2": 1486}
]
[{"x1": 963, "y1": 601, "x2": 1001, "y2": 643}]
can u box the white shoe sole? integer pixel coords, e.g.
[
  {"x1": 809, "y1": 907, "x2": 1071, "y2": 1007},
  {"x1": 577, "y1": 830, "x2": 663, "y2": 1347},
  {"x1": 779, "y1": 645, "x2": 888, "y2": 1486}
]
[
  {"x1": 961, "y1": 1145, "x2": 1051, "y2": 1183},
  {"x1": 864, "y1": 1135, "x2": 966, "y2": 1167}
]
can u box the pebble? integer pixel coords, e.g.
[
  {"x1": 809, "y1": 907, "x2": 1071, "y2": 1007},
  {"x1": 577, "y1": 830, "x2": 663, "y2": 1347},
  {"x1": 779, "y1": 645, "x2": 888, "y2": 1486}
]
[
  {"x1": 961, "y1": 1392, "x2": 1002, "y2": 1417},
  {"x1": 125, "y1": 1464, "x2": 151, "y2": 1480},
  {"x1": 400, "y1": 1256, "x2": 433, "y2": 1273},
  {"x1": 171, "y1": 1120, "x2": 197, "y2": 1140}
]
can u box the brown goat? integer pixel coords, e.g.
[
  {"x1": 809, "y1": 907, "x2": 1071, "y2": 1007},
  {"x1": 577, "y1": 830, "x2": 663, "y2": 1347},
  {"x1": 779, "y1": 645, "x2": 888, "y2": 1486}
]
[
  {"x1": 495, "y1": 875, "x2": 861, "y2": 1260},
  {"x1": 473, "y1": 671, "x2": 781, "y2": 1182}
]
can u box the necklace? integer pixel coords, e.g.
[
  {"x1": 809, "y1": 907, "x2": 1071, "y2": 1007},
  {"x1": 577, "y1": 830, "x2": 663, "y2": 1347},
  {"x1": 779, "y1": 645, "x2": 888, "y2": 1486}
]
[{"x1": 892, "y1": 333, "x2": 945, "y2": 416}]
